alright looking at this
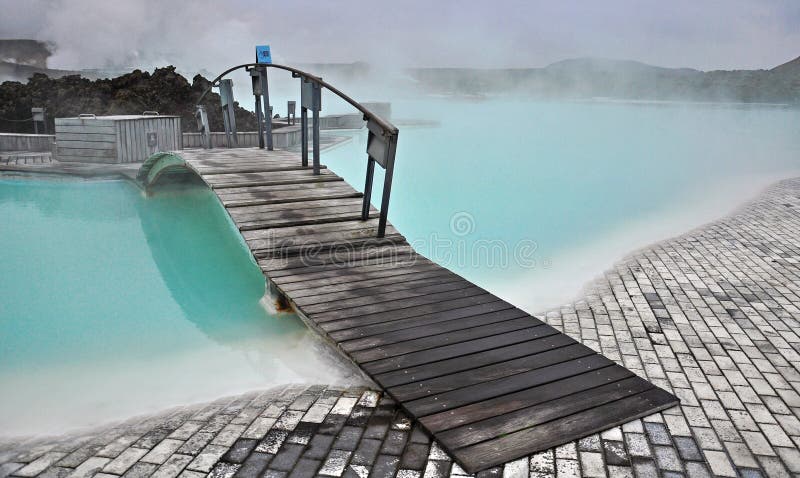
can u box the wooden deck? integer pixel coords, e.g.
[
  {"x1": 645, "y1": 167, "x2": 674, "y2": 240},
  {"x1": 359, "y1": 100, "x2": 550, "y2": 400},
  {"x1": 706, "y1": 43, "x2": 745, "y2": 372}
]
[{"x1": 138, "y1": 147, "x2": 679, "y2": 473}]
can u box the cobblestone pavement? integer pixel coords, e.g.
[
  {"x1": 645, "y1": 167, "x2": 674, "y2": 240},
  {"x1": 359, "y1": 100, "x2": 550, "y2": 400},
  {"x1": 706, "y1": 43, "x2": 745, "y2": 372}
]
[{"x1": 2, "y1": 177, "x2": 800, "y2": 478}]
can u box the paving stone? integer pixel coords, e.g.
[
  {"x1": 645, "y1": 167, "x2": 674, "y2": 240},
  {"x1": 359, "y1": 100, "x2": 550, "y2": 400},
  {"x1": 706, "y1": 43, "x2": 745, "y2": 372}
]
[
  {"x1": 303, "y1": 434, "x2": 334, "y2": 461},
  {"x1": 268, "y1": 443, "x2": 305, "y2": 472},
  {"x1": 653, "y1": 446, "x2": 682, "y2": 472},
  {"x1": 141, "y1": 438, "x2": 184, "y2": 464},
  {"x1": 351, "y1": 439, "x2": 381, "y2": 466},
  {"x1": 122, "y1": 462, "x2": 159, "y2": 478},
  {"x1": 151, "y1": 454, "x2": 193, "y2": 478},
  {"x1": 422, "y1": 459, "x2": 450, "y2": 478},
  {"x1": 380, "y1": 430, "x2": 408, "y2": 456},
  {"x1": 672, "y1": 437, "x2": 702, "y2": 462},
  {"x1": 186, "y1": 444, "x2": 228, "y2": 473},
  {"x1": 102, "y1": 447, "x2": 148, "y2": 475},
  {"x1": 332, "y1": 426, "x2": 364, "y2": 452},
  {"x1": 703, "y1": 450, "x2": 736, "y2": 477},
  {"x1": 234, "y1": 451, "x2": 272, "y2": 477},
  {"x1": 286, "y1": 458, "x2": 320, "y2": 478},
  {"x1": 370, "y1": 455, "x2": 399, "y2": 477},
  {"x1": 578, "y1": 452, "x2": 605, "y2": 477},
  {"x1": 221, "y1": 439, "x2": 257, "y2": 464},
  {"x1": 399, "y1": 443, "x2": 429, "y2": 471},
  {"x1": 318, "y1": 449, "x2": 351, "y2": 477},
  {"x1": 12, "y1": 452, "x2": 67, "y2": 477},
  {"x1": 208, "y1": 462, "x2": 240, "y2": 478}
]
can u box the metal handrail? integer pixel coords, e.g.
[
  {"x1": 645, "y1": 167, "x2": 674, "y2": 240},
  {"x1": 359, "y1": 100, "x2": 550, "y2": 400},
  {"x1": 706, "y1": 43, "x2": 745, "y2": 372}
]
[
  {"x1": 196, "y1": 62, "x2": 399, "y2": 238},
  {"x1": 196, "y1": 62, "x2": 398, "y2": 137}
]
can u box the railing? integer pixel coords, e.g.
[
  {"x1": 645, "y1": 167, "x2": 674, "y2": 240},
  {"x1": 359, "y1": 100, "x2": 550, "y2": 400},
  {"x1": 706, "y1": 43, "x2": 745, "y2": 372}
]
[{"x1": 195, "y1": 63, "x2": 399, "y2": 238}]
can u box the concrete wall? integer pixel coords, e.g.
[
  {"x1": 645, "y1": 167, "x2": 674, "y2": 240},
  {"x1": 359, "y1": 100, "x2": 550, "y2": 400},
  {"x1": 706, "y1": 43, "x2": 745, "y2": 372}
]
[{"x1": 0, "y1": 133, "x2": 55, "y2": 152}]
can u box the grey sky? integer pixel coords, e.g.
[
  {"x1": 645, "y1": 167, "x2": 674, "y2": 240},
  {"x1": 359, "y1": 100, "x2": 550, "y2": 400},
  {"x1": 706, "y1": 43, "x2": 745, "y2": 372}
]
[{"x1": 2, "y1": 0, "x2": 798, "y2": 72}]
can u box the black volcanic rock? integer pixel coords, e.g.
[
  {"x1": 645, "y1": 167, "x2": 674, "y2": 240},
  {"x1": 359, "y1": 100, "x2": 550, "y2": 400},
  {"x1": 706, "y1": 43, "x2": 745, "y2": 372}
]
[{"x1": 0, "y1": 66, "x2": 257, "y2": 134}]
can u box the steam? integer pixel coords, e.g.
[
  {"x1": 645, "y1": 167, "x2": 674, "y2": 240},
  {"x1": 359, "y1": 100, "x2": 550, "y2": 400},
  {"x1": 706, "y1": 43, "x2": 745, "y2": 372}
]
[{"x1": 1, "y1": 0, "x2": 798, "y2": 74}]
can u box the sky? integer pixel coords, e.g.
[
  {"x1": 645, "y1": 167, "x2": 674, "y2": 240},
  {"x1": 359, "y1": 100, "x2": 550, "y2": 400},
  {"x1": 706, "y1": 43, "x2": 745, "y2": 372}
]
[{"x1": 1, "y1": 0, "x2": 799, "y2": 73}]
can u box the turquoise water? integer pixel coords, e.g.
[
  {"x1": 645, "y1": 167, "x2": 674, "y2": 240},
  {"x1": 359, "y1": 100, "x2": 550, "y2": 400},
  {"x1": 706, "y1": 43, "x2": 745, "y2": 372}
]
[
  {"x1": 0, "y1": 177, "x2": 353, "y2": 436},
  {"x1": 322, "y1": 99, "x2": 800, "y2": 310}
]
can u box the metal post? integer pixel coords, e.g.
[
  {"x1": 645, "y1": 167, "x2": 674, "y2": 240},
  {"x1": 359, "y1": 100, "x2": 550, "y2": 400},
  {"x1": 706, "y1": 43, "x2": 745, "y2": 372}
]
[
  {"x1": 195, "y1": 105, "x2": 211, "y2": 149},
  {"x1": 218, "y1": 79, "x2": 238, "y2": 148},
  {"x1": 258, "y1": 66, "x2": 273, "y2": 151},
  {"x1": 362, "y1": 158, "x2": 375, "y2": 220},
  {"x1": 312, "y1": 108, "x2": 320, "y2": 175},
  {"x1": 255, "y1": 95, "x2": 265, "y2": 149},
  {"x1": 301, "y1": 106, "x2": 308, "y2": 167},
  {"x1": 250, "y1": 68, "x2": 265, "y2": 149},
  {"x1": 377, "y1": 137, "x2": 397, "y2": 238}
]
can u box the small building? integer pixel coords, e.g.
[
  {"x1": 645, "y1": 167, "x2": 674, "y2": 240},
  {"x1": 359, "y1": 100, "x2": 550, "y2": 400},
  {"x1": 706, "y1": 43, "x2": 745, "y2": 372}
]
[{"x1": 55, "y1": 114, "x2": 182, "y2": 163}]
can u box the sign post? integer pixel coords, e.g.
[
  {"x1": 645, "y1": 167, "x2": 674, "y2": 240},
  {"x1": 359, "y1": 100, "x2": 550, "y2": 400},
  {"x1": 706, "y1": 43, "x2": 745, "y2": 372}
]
[{"x1": 255, "y1": 45, "x2": 273, "y2": 150}]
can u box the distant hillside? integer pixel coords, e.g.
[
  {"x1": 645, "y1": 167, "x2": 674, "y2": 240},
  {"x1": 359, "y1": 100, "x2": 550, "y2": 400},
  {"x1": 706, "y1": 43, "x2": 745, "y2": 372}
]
[
  {"x1": 407, "y1": 57, "x2": 800, "y2": 104},
  {"x1": 771, "y1": 56, "x2": 800, "y2": 76}
]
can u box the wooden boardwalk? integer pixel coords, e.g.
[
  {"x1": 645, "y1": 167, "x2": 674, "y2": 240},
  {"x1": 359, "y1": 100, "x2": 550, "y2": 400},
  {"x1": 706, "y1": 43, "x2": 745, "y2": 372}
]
[{"x1": 138, "y1": 147, "x2": 678, "y2": 473}]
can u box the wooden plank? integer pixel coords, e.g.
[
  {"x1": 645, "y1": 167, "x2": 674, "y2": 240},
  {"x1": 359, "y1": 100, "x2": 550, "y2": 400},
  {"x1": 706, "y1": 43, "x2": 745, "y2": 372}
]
[
  {"x1": 56, "y1": 132, "x2": 117, "y2": 142},
  {"x1": 339, "y1": 306, "x2": 527, "y2": 352},
  {"x1": 246, "y1": 226, "x2": 403, "y2": 253},
  {"x1": 231, "y1": 203, "x2": 373, "y2": 221},
  {"x1": 55, "y1": 125, "x2": 116, "y2": 134},
  {"x1": 55, "y1": 139, "x2": 116, "y2": 149},
  {"x1": 290, "y1": 270, "x2": 462, "y2": 303},
  {"x1": 307, "y1": 286, "x2": 487, "y2": 324},
  {"x1": 447, "y1": 388, "x2": 678, "y2": 473},
  {"x1": 350, "y1": 315, "x2": 541, "y2": 363},
  {"x1": 297, "y1": 280, "x2": 474, "y2": 313},
  {"x1": 318, "y1": 293, "x2": 500, "y2": 333},
  {"x1": 261, "y1": 245, "x2": 420, "y2": 276},
  {"x1": 362, "y1": 324, "x2": 561, "y2": 375},
  {"x1": 438, "y1": 376, "x2": 655, "y2": 449},
  {"x1": 282, "y1": 266, "x2": 453, "y2": 297},
  {"x1": 387, "y1": 342, "x2": 593, "y2": 402},
  {"x1": 254, "y1": 235, "x2": 406, "y2": 260},
  {"x1": 228, "y1": 197, "x2": 366, "y2": 215},
  {"x1": 405, "y1": 354, "x2": 615, "y2": 417},
  {"x1": 417, "y1": 364, "x2": 635, "y2": 433},
  {"x1": 212, "y1": 175, "x2": 343, "y2": 189},
  {"x1": 328, "y1": 300, "x2": 513, "y2": 342}
]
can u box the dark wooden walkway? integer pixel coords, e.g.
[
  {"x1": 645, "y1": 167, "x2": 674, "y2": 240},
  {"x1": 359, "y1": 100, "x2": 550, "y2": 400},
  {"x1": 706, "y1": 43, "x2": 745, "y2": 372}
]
[{"x1": 139, "y1": 147, "x2": 678, "y2": 473}]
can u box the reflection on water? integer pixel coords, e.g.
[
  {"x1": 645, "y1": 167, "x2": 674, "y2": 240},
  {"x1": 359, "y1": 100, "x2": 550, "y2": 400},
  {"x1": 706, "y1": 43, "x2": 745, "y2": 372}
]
[{"x1": 0, "y1": 177, "x2": 360, "y2": 437}]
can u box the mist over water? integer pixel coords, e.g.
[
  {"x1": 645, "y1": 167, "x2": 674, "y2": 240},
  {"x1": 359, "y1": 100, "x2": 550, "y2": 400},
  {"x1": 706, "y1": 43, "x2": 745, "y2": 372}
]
[{"x1": 320, "y1": 98, "x2": 800, "y2": 312}]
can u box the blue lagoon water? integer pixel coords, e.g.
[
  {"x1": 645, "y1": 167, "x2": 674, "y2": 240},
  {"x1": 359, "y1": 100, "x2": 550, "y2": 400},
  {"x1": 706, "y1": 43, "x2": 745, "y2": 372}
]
[
  {"x1": 1, "y1": 98, "x2": 798, "y2": 435},
  {"x1": 321, "y1": 99, "x2": 800, "y2": 310},
  {"x1": 0, "y1": 177, "x2": 355, "y2": 436}
]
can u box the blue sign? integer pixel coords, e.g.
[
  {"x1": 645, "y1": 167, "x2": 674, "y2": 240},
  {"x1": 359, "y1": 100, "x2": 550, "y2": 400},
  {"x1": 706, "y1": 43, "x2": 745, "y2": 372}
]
[{"x1": 256, "y1": 45, "x2": 272, "y2": 64}]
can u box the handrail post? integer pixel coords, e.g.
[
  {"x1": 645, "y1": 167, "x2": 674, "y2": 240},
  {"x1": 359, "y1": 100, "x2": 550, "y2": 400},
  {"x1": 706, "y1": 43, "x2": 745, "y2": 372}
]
[
  {"x1": 312, "y1": 107, "x2": 320, "y2": 175},
  {"x1": 195, "y1": 105, "x2": 211, "y2": 149},
  {"x1": 249, "y1": 67, "x2": 265, "y2": 149},
  {"x1": 258, "y1": 66, "x2": 274, "y2": 151},
  {"x1": 362, "y1": 157, "x2": 375, "y2": 220},
  {"x1": 301, "y1": 77, "x2": 322, "y2": 174},
  {"x1": 377, "y1": 132, "x2": 397, "y2": 238}
]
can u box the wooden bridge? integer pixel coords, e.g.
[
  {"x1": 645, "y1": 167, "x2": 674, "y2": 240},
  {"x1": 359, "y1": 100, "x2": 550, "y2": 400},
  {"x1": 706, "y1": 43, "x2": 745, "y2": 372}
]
[
  {"x1": 136, "y1": 63, "x2": 677, "y2": 473},
  {"x1": 137, "y1": 148, "x2": 675, "y2": 473}
]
